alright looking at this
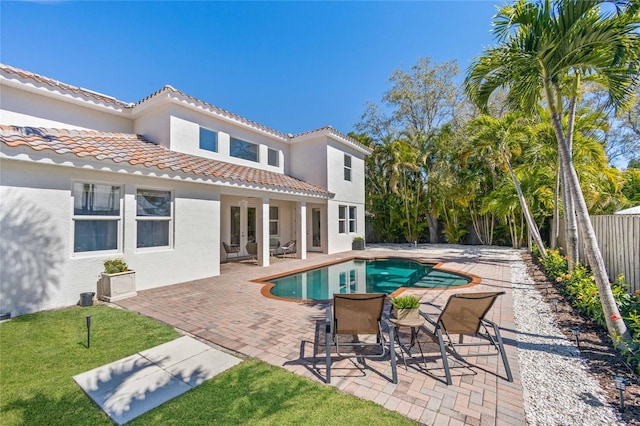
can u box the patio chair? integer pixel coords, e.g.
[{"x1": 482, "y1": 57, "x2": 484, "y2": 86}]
[
  {"x1": 421, "y1": 291, "x2": 513, "y2": 385},
  {"x1": 245, "y1": 242, "x2": 257, "y2": 261},
  {"x1": 222, "y1": 241, "x2": 240, "y2": 259},
  {"x1": 276, "y1": 240, "x2": 296, "y2": 257},
  {"x1": 325, "y1": 293, "x2": 397, "y2": 384},
  {"x1": 269, "y1": 238, "x2": 280, "y2": 257}
]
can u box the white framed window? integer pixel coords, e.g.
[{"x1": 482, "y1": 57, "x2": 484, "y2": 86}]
[
  {"x1": 72, "y1": 183, "x2": 122, "y2": 253},
  {"x1": 199, "y1": 127, "x2": 218, "y2": 152},
  {"x1": 338, "y1": 205, "x2": 347, "y2": 233},
  {"x1": 230, "y1": 137, "x2": 258, "y2": 162},
  {"x1": 268, "y1": 148, "x2": 279, "y2": 167},
  {"x1": 136, "y1": 188, "x2": 173, "y2": 249},
  {"x1": 269, "y1": 206, "x2": 279, "y2": 236},
  {"x1": 344, "y1": 154, "x2": 352, "y2": 181},
  {"x1": 349, "y1": 206, "x2": 357, "y2": 233}
]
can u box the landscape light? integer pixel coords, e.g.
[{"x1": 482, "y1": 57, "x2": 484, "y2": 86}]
[
  {"x1": 571, "y1": 327, "x2": 580, "y2": 349},
  {"x1": 552, "y1": 299, "x2": 558, "y2": 313},
  {"x1": 613, "y1": 376, "x2": 626, "y2": 412},
  {"x1": 86, "y1": 315, "x2": 92, "y2": 349}
]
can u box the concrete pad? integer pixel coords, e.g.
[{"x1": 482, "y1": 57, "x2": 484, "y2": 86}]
[
  {"x1": 74, "y1": 354, "x2": 154, "y2": 393},
  {"x1": 167, "y1": 347, "x2": 242, "y2": 386},
  {"x1": 74, "y1": 336, "x2": 242, "y2": 424},
  {"x1": 139, "y1": 335, "x2": 210, "y2": 369}
]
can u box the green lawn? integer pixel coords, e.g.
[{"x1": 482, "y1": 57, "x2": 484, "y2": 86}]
[{"x1": 0, "y1": 306, "x2": 416, "y2": 426}]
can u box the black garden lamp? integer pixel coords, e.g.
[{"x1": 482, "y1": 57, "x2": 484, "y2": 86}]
[
  {"x1": 571, "y1": 327, "x2": 580, "y2": 349},
  {"x1": 614, "y1": 376, "x2": 626, "y2": 412}
]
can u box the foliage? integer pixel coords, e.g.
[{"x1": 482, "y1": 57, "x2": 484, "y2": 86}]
[
  {"x1": 390, "y1": 295, "x2": 420, "y2": 310},
  {"x1": 353, "y1": 236, "x2": 364, "y2": 242},
  {"x1": 103, "y1": 258, "x2": 129, "y2": 274},
  {"x1": 535, "y1": 246, "x2": 640, "y2": 373},
  {"x1": 0, "y1": 306, "x2": 415, "y2": 426}
]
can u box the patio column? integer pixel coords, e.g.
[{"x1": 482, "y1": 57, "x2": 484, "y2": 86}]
[
  {"x1": 297, "y1": 201, "x2": 307, "y2": 259},
  {"x1": 257, "y1": 197, "x2": 270, "y2": 267}
]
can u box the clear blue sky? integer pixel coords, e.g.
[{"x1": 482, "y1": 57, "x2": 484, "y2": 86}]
[{"x1": 1, "y1": 1, "x2": 502, "y2": 135}]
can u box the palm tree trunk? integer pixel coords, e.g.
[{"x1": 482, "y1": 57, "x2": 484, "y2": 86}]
[
  {"x1": 551, "y1": 166, "x2": 560, "y2": 249},
  {"x1": 561, "y1": 164, "x2": 579, "y2": 270},
  {"x1": 545, "y1": 81, "x2": 630, "y2": 341},
  {"x1": 426, "y1": 213, "x2": 439, "y2": 243},
  {"x1": 563, "y1": 82, "x2": 580, "y2": 269},
  {"x1": 503, "y1": 151, "x2": 547, "y2": 257}
]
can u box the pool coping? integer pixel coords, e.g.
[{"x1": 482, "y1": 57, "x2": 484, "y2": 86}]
[{"x1": 252, "y1": 255, "x2": 482, "y2": 303}]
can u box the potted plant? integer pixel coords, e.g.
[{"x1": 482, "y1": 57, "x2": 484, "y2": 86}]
[
  {"x1": 352, "y1": 236, "x2": 365, "y2": 250},
  {"x1": 390, "y1": 295, "x2": 421, "y2": 320},
  {"x1": 98, "y1": 258, "x2": 137, "y2": 302}
]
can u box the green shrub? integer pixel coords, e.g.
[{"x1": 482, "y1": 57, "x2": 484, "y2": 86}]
[
  {"x1": 390, "y1": 295, "x2": 420, "y2": 309},
  {"x1": 537, "y1": 245, "x2": 640, "y2": 374},
  {"x1": 103, "y1": 258, "x2": 129, "y2": 274}
]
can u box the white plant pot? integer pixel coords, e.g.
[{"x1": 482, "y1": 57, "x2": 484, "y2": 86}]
[
  {"x1": 99, "y1": 271, "x2": 137, "y2": 302},
  {"x1": 392, "y1": 307, "x2": 420, "y2": 320}
]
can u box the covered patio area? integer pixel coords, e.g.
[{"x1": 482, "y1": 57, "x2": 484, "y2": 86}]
[{"x1": 115, "y1": 245, "x2": 526, "y2": 424}]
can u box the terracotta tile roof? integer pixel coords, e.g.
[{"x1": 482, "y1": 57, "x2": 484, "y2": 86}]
[
  {"x1": 0, "y1": 64, "x2": 132, "y2": 109},
  {"x1": 0, "y1": 125, "x2": 333, "y2": 198},
  {"x1": 292, "y1": 125, "x2": 371, "y2": 154}
]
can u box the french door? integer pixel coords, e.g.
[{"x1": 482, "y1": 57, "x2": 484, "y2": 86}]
[{"x1": 230, "y1": 205, "x2": 256, "y2": 256}]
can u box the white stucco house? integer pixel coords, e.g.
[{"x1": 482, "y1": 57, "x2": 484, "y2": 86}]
[{"x1": 0, "y1": 64, "x2": 370, "y2": 316}]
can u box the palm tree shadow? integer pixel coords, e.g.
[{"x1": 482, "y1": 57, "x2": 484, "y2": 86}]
[{"x1": 0, "y1": 192, "x2": 65, "y2": 316}]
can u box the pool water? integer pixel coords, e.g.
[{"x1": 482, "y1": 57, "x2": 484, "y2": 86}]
[{"x1": 269, "y1": 258, "x2": 471, "y2": 301}]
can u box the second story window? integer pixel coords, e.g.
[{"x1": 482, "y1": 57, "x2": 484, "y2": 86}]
[
  {"x1": 268, "y1": 148, "x2": 279, "y2": 167},
  {"x1": 344, "y1": 154, "x2": 352, "y2": 181},
  {"x1": 230, "y1": 137, "x2": 258, "y2": 162},
  {"x1": 199, "y1": 127, "x2": 218, "y2": 152}
]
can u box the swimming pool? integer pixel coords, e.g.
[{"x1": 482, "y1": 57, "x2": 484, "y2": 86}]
[{"x1": 266, "y1": 258, "x2": 473, "y2": 301}]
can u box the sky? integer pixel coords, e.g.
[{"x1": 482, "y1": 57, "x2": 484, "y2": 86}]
[{"x1": 1, "y1": 1, "x2": 503, "y2": 136}]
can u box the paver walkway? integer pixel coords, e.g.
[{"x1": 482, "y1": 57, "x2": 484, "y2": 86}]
[
  {"x1": 73, "y1": 336, "x2": 241, "y2": 425},
  {"x1": 116, "y1": 245, "x2": 526, "y2": 425}
]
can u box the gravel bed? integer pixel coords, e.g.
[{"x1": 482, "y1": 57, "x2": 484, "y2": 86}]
[{"x1": 509, "y1": 254, "x2": 622, "y2": 425}]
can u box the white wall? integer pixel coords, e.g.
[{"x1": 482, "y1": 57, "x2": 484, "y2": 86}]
[
  {"x1": 134, "y1": 104, "x2": 171, "y2": 148},
  {"x1": 0, "y1": 160, "x2": 220, "y2": 316},
  {"x1": 289, "y1": 137, "x2": 327, "y2": 187},
  {"x1": 0, "y1": 85, "x2": 133, "y2": 132},
  {"x1": 144, "y1": 105, "x2": 287, "y2": 173}
]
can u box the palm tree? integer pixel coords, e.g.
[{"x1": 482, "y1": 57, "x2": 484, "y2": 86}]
[
  {"x1": 465, "y1": 0, "x2": 639, "y2": 341},
  {"x1": 470, "y1": 113, "x2": 548, "y2": 257}
]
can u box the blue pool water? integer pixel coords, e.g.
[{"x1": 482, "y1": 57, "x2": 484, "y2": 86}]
[{"x1": 269, "y1": 258, "x2": 471, "y2": 301}]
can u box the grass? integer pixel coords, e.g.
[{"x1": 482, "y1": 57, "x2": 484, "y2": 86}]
[{"x1": 1, "y1": 306, "x2": 416, "y2": 426}]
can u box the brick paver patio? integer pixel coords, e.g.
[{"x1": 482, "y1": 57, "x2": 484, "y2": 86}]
[{"x1": 116, "y1": 246, "x2": 526, "y2": 425}]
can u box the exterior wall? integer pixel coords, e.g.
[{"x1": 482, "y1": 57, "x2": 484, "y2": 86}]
[
  {"x1": 133, "y1": 104, "x2": 171, "y2": 148},
  {"x1": 139, "y1": 104, "x2": 288, "y2": 173},
  {"x1": 326, "y1": 139, "x2": 366, "y2": 253},
  {"x1": 0, "y1": 85, "x2": 133, "y2": 133},
  {"x1": 289, "y1": 137, "x2": 327, "y2": 188},
  {"x1": 0, "y1": 159, "x2": 220, "y2": 316}
]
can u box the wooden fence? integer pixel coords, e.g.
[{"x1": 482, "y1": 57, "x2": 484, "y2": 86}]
[{"x1": 559, "y1": 215, "x2": 640, "y2": 294}]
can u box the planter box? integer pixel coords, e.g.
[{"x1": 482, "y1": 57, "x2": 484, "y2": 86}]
[
  {"x1": 352, "y1": 240, "x2": 365, "y2": 250},
  {"x1": 392, "y1": 307, "x2": 420, "y2": 320},
  {"x1": 99, "y1": 271, "x2": 137, "y2": 302}
]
